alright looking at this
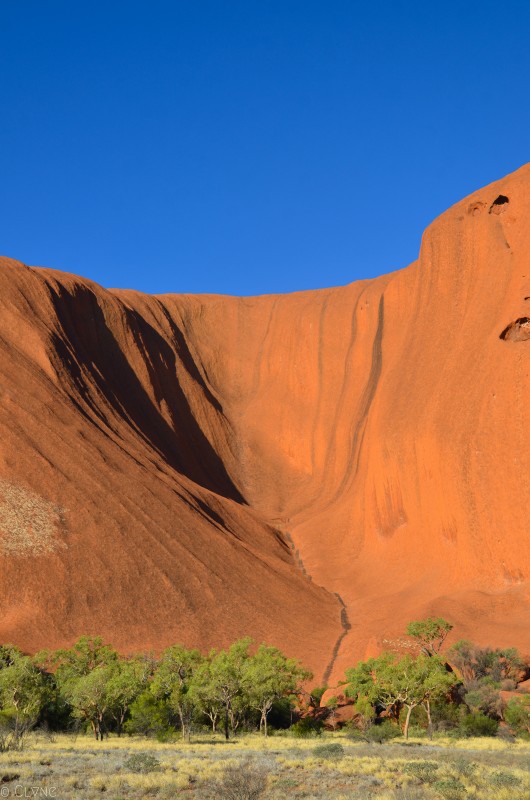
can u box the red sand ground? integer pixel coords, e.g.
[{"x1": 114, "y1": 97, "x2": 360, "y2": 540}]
[{"x1": 0, "y1": 165, "x2": 529, "y2": 683}]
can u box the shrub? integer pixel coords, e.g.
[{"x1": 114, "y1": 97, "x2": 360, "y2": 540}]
[
  {"x1": 457, "y1": 712, "x2": 498, "y2": 737},
  {"x1": 496, "y1": 724, "x2": 516, "y2": 743},
  {"x1": 349, "y1": 719, "x2": 400, "y2": 744},
  {"x1": 451, "y1": 757, "x2": 477, "y2": 779},
  {"x1": 124, "y1": 692, "x2": 172, "y2": 738},
  {"x1": 0, "y1": 710, "x2": 34, "y2": 752},
  {"x1": 448, "y1": 641, "x2": 525, "y2": 685},
  {"x1": 489, "y1": 770, "x2": 522, "y2": 788},
  {"x1": 215, "y1": 759, "x2": 268, "y2": 800},
  {"x1": 433, "y1": 777, "x2": 466, "y2": 799},
  {"x1": 308, "y1": 686, "x2": 328, "y2": 708},
  {"x1": 406, "y1": 723, "x2": 427, "y2": 739},
  {"x1": 290, "y1": 717, "x2": 323, "y2": 738},
  {"x1": 403, "y1": 760, "x2": 440, "y2": 783},
  {"x1": 504, "y1": 697, "x2": 530, "y2": 736},
  {"x1": 312, "y1": 742, "x2": 344, "y2": 760},
  {"x1": 123, "y1": 753, "x2": 160, "y2": 773},
  {"x1": 429, "y1": 698, "x2": 461, "y2": 733},
  {"x1": 464, "y1": 683, "x2": 504, "y2": 718}
]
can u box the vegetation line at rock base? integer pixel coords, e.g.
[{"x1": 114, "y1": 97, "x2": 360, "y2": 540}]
[{"x1": 0, "y1": 618, "x2": 529, "y2": 752}]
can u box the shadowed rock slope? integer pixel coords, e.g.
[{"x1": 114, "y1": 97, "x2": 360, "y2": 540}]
[{"x1": 1, "y1": 164, "x2": 530, "y2": 681}]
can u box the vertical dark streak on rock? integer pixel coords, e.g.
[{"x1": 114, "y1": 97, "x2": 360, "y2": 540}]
[
  {"x1": 322, "y1": 593, "x2": 352, "y2": 686},
  {"x1": 282, "y1": 528, "x2": 346, "y2": 680},
  {"x1": 310, "y1": 297, "x2": 329, "y2": 473},
  {"x1": 336, "y1": 293, "x2": 385, "y2": 498}
]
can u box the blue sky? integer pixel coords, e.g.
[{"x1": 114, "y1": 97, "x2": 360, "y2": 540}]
[{"x1": 1, "y1": 1, "x2": 529, "y2": 296}]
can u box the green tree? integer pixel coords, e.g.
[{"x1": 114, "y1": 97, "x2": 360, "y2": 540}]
[
  {"x1": 404, "y1": 655, "x2": 455, "y2": 737},
  {"x1": 151, "y1": 645, "x2": 203, "y2": 741},
  {"x1": 0, "y1": 646, "x2": 48, "y2": 749},
  {"x1": 62, "y1": 665, "x2": 115, "y2": 740},
  {"x1": 343, "y1": 655, "x2": 385, "y2": 730},
  {"x1": 345, "y1": 653, "x2": 454, "y2": 738},
  {"x1": 406, "y1": 618, "x2": 453, "y2": 656},
  {"x1": 504, "y1": 696, "x2": 530, "y2": 736},
  {"x1": 124, "y1": 690, "x2": 172, "y2": 738},
  {"x1": 42, "y1": 636, "x2": 118, "y2": 676},
  {"x1": 188, "y1": 657, "x2": 223, "y2": 733},
  {"x1": 203, "y1": 638, "x2": 251, "y2": 740},
  {"x1": 106, "y1": 656, "x2": 150, "y2": 736},
  {"x1": 47, "y1": 636, "x2": 119, "y2": 740},
  {"x1": 242, "y1": 644, "x2": 311, "y2": 736}
]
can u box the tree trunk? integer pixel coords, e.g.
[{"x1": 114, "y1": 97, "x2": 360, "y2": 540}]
[
  {"x1": 229, "y1": 708, "x2": 240, "y2": 735},
  {"x1": 180, "y1": 713, "x2": 192, "y2": 743},
  {"x1": 96, "y1": 710, "x2": 108, "y2": 741},
  {"x1": 403, "y1": 705, "x2": 413, "y2": 739},
  {"x1": 425, "y1": 699, "x2": 433, "y2": 740},
  {"x1": 224, "y1": 706, "x2": 229, "y2": 741}
]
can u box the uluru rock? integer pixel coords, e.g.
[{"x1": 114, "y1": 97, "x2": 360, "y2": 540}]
[{"x1": 1, "y1": 164, "x2": 530, "y2": 682}]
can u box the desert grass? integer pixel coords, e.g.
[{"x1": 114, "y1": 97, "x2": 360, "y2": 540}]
[{"x1": 0, "y1": 731, "x2": 529, "y2": 799}]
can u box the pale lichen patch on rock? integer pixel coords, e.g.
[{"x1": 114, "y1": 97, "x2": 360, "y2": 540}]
[{"x1": 0, "y1": 479, "x2": 66, "y2": 556}]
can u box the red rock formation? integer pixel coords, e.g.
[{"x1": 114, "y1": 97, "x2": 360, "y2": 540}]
[{"x1": 1, "y1": 164, "x2": 529, "y2": 682}]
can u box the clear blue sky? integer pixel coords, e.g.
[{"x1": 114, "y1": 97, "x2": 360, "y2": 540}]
[{"x1": 1, "y1": 1, "x2": 529, "y2": 296}]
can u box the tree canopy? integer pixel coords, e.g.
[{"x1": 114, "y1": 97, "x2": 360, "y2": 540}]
[
  {"x1": 406, "y1": 617, "x2": 453, "y2": 656},
  {"x1": 345, "y1": 652, "x2": 454, "y2": 738}
]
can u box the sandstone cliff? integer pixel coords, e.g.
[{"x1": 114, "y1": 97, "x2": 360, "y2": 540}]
[{"x1": 1, "y1": 165, "x2": 529, "y2": 681}]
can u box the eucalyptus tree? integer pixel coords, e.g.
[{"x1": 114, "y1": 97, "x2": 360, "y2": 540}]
[
  {"x1": 188, "y1": 657, "x2": 223, "y2": 733},
  {"x1": 406, "y1": 618, "x2": 453, "y2": 656},
  {"x1": 202, "y1": 638, "x2": 251, "y2": 740},
  {"x1": 106, "y1": 656, "x2": 151, "y2": 736},
  {"x1": 0, "y1": 645, "x2": 48, "y2": 748},
  {"x1": 151, "y1": 645, "x2": 203, "y2": 741},
  {"x1": 242, "y1": 644, "x2": 311, "y2": 736},
  {"x1": 345, "y1": 652, "x2": 454, "y2": 738},
  {"x1": 45, "y1": 636, "x2": 120, "y2": 740}
]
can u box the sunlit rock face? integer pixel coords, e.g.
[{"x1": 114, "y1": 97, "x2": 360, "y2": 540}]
[{"x1": 1, "y1": 164, "x2": 529, "y2": 681}]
